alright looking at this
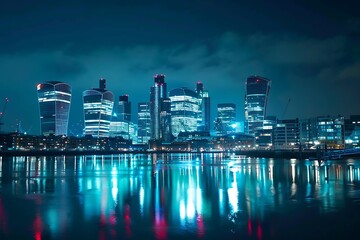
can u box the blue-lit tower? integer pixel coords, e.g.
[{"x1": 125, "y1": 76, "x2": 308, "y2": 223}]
[
  {"x1": 216, "y1": 103, "x2": 236, "y2": 135},
  {"x1": 118, "y1": 94, "x2": 131, "y2": 122},
  {"x1": 169, "y1": 87, "x2": 200, "y2": 137},
  {"x1": 196, "y1": 81, "x2": 211, "y2": 132},
  {"x1": 37, "y1": 81, "x2": 72, "y2": 136},
  {"x1": 83, "y1": 78, "x2": 114, "y2": 138},
  {"x1": 150, "y1": 74, "x2": 168, "y2": 140},
  {"x1": 137, "y1": 102, "x2": 151, "y2": 144},
  {"x1": 245, "y1": 76, "x2": 271, "y2": 135}
]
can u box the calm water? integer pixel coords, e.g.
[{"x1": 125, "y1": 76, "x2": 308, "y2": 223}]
[{"x1": 1, "y1": 153, "x2": 360, "y2": 240}]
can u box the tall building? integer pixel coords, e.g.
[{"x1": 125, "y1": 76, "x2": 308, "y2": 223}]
[
  {"x1": 150, "y1": 74, "x2": 168, "y2": 140},
  {"x1": 37, "y1": 81, "x2": 72, "y2": 136},
  {"x1": 138, "y1": 102, "x2": 151, "y2": 144},
  {"x1": 118, "y1": 94, "x2": 131, "y2": 122},
  {"x1": 83, "y1": 78, "x2": 114, "y2": 138},
  {"x1": 216, "y1": 103, "x2": 236, "y2": 135},
  {"x1": 245, "y1": 76, "x2": 271, "y2": 135},
  {"x1": 160, "y1": 98, "x2": 172, "y2": 142},
  {"x1": 169, "y1": 87, "x2": 200, "y2": 137},
  {"x1": 195, "y1": 82, "x2": 211, "y2": 132},
  {"x1": 111, "y1": 95, "x2": 134, "y2": 141}
]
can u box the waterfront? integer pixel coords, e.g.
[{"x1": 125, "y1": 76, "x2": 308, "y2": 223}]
[{"x1": 1, "y1": 154, "x2": 360, "y2": 239}]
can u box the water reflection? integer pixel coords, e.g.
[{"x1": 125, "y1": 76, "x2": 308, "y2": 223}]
[{"x1": 1, "y1": 154, "x2": 360, "y2": 239}]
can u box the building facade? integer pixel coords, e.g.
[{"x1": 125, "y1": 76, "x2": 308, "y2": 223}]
[
  {"x1": 150, "y1": 74, "x2": 168, "y2": 140},
  {"x1": 109, "y1": 115, "x2": 136, "y2": 141},
  {"x1": 255, "y1": 117, "x2": 276, "y2": 149},
  {"x1": 299, "y1": 118, "x2": 318, "y2": 148},
  {"x1": 118, "y1": 94, "x2": 131, "y2": 122},
  {"x1": 37, "y1": 81, "x2": 72, "y2": 136},
  {"x1": 196, "y1": 82, "x2": 211, "y2": 132},
  {"x1": 169, "y1": 87, "x2": 200, "y2": 137},
  {"x1": 137, "y1": 102, "x2": 151, "y2": 144},
  {"x1": 344, "y1": 115, "x2": 360, "y2": 147},
  {"x1": 83, "y1": 78, "x2": 114, "y2": 138},
  {"x1": 316, "y1": 116, "x2": 344, "y2": 149},
  {"x1": 244, "y1": 76, "x2": 271, "y2": 135},
  {"x1": 273, "y1": 119, "x2": 300, "y2": 149},
  {"x1": 160, "y1": 98, "x2": 172, "y2": 142},
  {"x1": 216, "y1": 103, "x2": 236, "y2": 135}
]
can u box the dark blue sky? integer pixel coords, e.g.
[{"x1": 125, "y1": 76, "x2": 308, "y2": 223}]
[{"x1": 0, "y1": 0, "x2": 359, "y2": 134}]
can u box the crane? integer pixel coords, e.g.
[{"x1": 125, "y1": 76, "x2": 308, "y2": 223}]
[
  {"x1": 281, "y1": 98, "x2": 291, "y2": 119},
  {"x1": 0, "y1": 97, "x2": 9, "y2": 131}
]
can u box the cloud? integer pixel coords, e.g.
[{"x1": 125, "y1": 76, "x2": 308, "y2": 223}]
[
  {"x1": 44, "y1": 59, "x2": 87, "y2": 79},
  {"x1": 0, "y1": 31, "x2": 358, "y2": 134},
  {"x1": 338, "y1": 61, "x2": 360, "y2": 80},
  {"x1": 241, "y1": 33, "x2": 346, "y2": 66}
]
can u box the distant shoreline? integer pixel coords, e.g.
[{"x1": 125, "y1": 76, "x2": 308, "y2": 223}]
[{"x1": 0, "y1": 149, "x2": 317, "y2": 159}]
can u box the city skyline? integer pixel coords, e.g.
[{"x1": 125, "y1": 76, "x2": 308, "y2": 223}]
[{"x1": 0, "y1": 1, "x2": 359, "y2": 134}]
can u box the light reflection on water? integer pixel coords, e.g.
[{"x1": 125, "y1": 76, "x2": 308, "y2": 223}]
[{"x1": 0, "y1": 153, "x2": 360, "y2": 239}]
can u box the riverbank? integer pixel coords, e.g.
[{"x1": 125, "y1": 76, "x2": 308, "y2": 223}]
[{"x1": 0, "y1": 149, "x2": 317, "y2": 159}]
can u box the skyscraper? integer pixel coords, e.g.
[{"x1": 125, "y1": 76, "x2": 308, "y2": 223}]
[
  {"x1": 118, "y1": 94, "x2": 131, "y2": 122},
  {"x1": 169, "y1": 87, "x2": 200, "y2": 137},
  {"x1": 83, "y1": 78, "x2": 114, "y2": 138},
  {"x1": 245, "y1": 76, "x2": 271, "y2": 135},
  {"x1": 160, "y1": 98, "x2": 172, "y2": 142},
  {"x1": 37, "y1": 81, "x2": 72, "y2": 136},
  {"x1": 150, "y1": 74, "x2": 168, "y2": 140},
  {"x1": 196, "y1": 81, "x2": 203, "y2": 96},
  {"x1": 216, "y1": 103, "x2": 236, "y2": 135},
  {"x1": 111, "y1": 94, "x2": 134, "y2": 140},
  {"x1": 195, "y1": 82, "x2": 211, "y2": 132},
  {"x1": 137, "y1": 102, "x2": 151, "y2": 144}
]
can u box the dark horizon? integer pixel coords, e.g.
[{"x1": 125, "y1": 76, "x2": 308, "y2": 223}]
[{"x1": 1, "y1": 0, "x2": 359, "y2": 135}]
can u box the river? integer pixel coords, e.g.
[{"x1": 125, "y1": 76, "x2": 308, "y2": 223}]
[{"x1": 1, "y1": 153, "x2": 360, "y2": 239}]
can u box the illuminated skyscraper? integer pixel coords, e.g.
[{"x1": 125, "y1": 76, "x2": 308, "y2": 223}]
[
  {"x1": 160, "y1": 98, "x2": 172, "y2": 142},
  {"x1": 37, "y1": 81, "x2": 71, "y2": 136},
  {"x1": 83, "y1": 78, "x2": 114, "y2": 138},
  {"x1": 118, "y1": 94, "x2": 131, "y2": 122},
  {"x1": 245, "y1": 76, "x2": 271, "y2": 135},
  {"x1": 169, "y1": 87, "x2": 200, "y2": 137},
  {"x1": 137, "y1": 102, "x2": 151, "y2": 144},
  {"x1": 216, "y1": 103, "x2": 236, "y2": 135},
  {"x1": 111, "y1": 94, "x2": 133, "y2": 140},
  {"x1": 196, "y1": 81, "x2": 203, "y2": 96},
  {"x1": 150, "y1": 74, "x2": 168, "y2": 140},
  {"x1": 196, "y1": 82, "x2": 211, "y2": 132}
]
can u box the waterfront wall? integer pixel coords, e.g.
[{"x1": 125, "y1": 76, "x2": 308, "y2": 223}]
[{"x1": 0, "y1": 149, "x2": 316, "y2": 159}]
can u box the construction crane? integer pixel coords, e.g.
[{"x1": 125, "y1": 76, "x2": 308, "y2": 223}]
[
  {"x1": 281, "y1": 98, "x2": 291, "y2": 119},
  {"x1": 0, "y1": 97, "x2": 9, "y2": 131}
]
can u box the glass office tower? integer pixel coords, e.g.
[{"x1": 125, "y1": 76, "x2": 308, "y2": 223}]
[
  {"x1": 118, "y1": 94, "x2": 131, "y2": 122},
  {"x1": 137, "y1": 102, "x2": 151, "y2": 144},
  {"x1": 196, "y1": 82, "x2": 211, "y2": 132},
  {"x1": 245, "y1": 76, "x2": 271, "y2": 135},
  {"x1": 216, "y1": 103, "x2": 236, "y2": 135},
  {"x1": 83, "y1": 78, "x2": 114, "y2": 138},
  {"x1": 150, "y1": 74, "x2": 167, "y2": 140},
  {"x1": 37, "y1": 81, "x2": 72, "y2": 136},
  {"x1": 169, "y1": 87, "x2": 200, "y2": 137}
]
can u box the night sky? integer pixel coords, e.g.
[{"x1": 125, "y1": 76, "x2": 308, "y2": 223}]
[{"x1": 0, "y1": 0, "x2": 359, "y2": 135}]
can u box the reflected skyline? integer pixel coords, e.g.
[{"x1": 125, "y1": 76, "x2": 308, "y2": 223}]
[{"x1": 1, "y1": 154, "x2": 360, "y2": 239}]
